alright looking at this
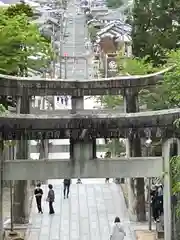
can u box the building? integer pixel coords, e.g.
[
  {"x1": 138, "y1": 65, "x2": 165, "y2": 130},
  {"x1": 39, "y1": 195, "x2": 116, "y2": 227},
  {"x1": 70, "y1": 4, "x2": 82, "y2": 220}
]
[
  {"x1": 90, "y1": 6, "x2": 108, "y2": 17},
  {"x1": 95, "y1": 20, "x2": 132, "y2": 77}
]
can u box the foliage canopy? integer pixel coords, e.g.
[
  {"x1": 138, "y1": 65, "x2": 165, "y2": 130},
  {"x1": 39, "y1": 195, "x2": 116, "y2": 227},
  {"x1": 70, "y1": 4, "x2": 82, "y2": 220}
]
[
  {"x1": 0, "y1": 9, "x2": 52, "y2": 75},
  {"x1": 5, "y1": 2, "x2": 34, "y2": 18},
  {"x1": 163, "y1": 50, "x2": 180, "y2": 107},
  {"x1": 132, "y1": 0, "x2": 180, "y2": 66},
  {"x1": 88, "y1": 25, "x2": 99, "y2": 43}
]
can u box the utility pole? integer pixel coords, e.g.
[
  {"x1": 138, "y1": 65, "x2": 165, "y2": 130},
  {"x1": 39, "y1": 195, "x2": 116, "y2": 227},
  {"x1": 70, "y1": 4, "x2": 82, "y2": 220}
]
[
  {"x1": 59, "y1": 12, "x2": 67, "y2": 78},
  {"x1": 64, "y1": 53, "x2": 68, "y2": 79},
  {"x1": 85, "y1": 58, "x2": 88, "y2": 79},
  {"x1": 51, "y1": 24, "x2": 56, "y2": 78},
  {"x1": 59, "y1": 14, "x2": 63, "y2": 79}
]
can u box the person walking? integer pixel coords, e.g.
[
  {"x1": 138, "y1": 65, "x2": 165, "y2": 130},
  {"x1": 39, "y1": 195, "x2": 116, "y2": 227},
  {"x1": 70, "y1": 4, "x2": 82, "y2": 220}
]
[
  {"x1": 63, "y1": 179, "x2": 71, "y2": 199},
  {"x1": 157, "y1": 184, "x2": 163, "y2": 216},
  {"x1": 34, "y1": 183, "x2": 43, "y2": 213},
  {"x1": 110, "y1": 217, "x2": 126, "y2": 240},
  {"x1": 105, "y1": 178, "x2": 109, "y2": 183},
  {"x1": 76, "y1": 178, "x2": 82, "y2": 184},
  {"x1": 61, "y1": 97, "x2": 64, "y2": 104},
  {"x1": 151, "y1": 185, "x2": 159, "y2": 222},
  {"x1": 65, "y1": 96, "x2": 68, "y2": 106},
  {"x1": 47, "y1": 184, "x2": 55, "y2": 214}
]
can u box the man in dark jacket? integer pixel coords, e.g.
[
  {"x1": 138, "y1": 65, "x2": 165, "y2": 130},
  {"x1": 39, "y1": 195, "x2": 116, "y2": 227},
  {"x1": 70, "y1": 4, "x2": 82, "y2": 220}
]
[
  {"x1": 34, "y1": 183, "x2": 43, "y2": 213},
  {"x1": 151, "y1": 186, "x2": 159, "y2": 222},
  {"x1": 63, "y1": 179, "x2": 71, "y2": 199}
]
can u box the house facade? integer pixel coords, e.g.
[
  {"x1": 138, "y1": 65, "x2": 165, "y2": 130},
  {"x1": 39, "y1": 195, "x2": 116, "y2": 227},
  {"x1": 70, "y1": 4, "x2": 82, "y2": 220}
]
[{"x1": 95, "y1": 20, "x2": 132, "y2": 77}]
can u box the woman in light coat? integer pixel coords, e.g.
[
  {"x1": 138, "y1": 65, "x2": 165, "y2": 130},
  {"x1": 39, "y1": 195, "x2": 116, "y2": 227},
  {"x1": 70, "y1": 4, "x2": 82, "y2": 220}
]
[{"x1": 110, "y1": 217, "x2": 126, "y2": 240}]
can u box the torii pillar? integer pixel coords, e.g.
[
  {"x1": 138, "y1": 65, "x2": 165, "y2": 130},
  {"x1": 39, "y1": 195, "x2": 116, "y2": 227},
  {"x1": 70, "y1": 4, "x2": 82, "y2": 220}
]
[
  {"x1": 13, "y1": 95, "x2": 31, "y2": 224},
  {"x1": 123, "y1": 88, "x2": 146, "y2": 221},
  {"x1": 70, "y1": 96, "x2": 96, "y2": 177},
  {"x1": 162, "y1": 138, "x2": 177, "y2": 240}
]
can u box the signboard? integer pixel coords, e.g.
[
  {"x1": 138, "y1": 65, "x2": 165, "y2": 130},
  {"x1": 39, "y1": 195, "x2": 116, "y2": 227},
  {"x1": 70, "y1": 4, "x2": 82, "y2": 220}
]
[
  {"x1": 0, "y1": 115, "x2": 176, "y2": 140},
  {"x1": 106, "y1": 56, "x2": 118, "y2": 77},
  {"x1": 0, "y1": 129, "x2": 124, "y2": 140},
  {"x1": 108, "y1": 61, "x2": 117, "y2": 70}
]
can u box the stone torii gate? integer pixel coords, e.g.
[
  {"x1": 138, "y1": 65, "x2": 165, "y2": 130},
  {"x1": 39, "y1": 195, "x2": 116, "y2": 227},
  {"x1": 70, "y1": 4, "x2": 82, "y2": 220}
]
[
  {"x1": 0, "y1": 66, "x2": 176, "y2": 240},
  {"x1": 0, "y1": 110, "x2": 178, "y2": 240}
]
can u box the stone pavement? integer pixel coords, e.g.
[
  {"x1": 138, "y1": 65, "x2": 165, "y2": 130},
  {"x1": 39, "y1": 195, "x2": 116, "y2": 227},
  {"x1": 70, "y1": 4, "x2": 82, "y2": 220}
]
[
  {"x1": 26, "y1": 181, "x2": 136, "y2": 240},
  {"x1": 136, "y1": 230, "x2": 156, "y2": 240}
]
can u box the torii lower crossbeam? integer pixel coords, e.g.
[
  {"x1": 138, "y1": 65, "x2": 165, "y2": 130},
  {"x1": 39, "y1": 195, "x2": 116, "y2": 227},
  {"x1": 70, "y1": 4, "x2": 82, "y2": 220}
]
[{"x1": 3, "y1": 157, "x2": 163, "y2": 180}]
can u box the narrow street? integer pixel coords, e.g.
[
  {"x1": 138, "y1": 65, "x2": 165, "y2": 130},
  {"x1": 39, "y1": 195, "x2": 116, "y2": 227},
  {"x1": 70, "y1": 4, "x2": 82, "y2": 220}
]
[
  {"x1": 60, "y1": 0, "x2": 89, "y2": 79},
  {"x1": 26, "y1": 180, "x2": 135, "y2": 240}
]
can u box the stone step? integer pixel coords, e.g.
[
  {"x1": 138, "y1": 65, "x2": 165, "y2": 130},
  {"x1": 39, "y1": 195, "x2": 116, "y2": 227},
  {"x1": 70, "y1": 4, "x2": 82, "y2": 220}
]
[{"x1": 136, "y1": 230, "x2": 156, "y2": 240}]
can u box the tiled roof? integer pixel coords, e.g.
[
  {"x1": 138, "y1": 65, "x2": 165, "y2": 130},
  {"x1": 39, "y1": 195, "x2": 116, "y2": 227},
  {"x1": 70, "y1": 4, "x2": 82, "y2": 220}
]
[{"x1": 96, "y1": 20, "x2": 131, "y2": 42}]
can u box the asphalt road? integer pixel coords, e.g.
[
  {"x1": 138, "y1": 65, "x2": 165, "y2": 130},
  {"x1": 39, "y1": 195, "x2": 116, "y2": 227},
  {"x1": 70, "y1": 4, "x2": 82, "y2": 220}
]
[{"x1": 59, "y1": 0, "x2": 90, "y2": 79}]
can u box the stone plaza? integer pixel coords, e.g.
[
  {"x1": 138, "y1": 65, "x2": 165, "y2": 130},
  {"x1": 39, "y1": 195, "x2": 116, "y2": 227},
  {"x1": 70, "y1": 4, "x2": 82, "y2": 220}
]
[{"x1": 26, "y1": 180, "x2": 135, "y2": 240}]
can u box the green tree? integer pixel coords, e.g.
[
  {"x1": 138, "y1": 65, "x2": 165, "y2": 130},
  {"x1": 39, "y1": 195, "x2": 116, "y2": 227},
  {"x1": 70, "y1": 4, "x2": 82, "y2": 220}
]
[
  {"x1": 96, "y1": 95, "x2": 123, "y2": 108},
  {"x1": 170, "y1": 149, "x2": 180, "y2": 237},
  {"x1": 0, "y1": 7, "x2": 52, "y2": 110},
  {"x1": 163, "y1": 50, "x2": 180, "y2": 107},
  {"x1": 134, "y1": 50, "x2": 180, "y2": 111},
  {"x1": 130, "y1": 0, "x2": 180, "y2": 110},
  {"x1": 171, "y1": 156, "x2": 180, "y2": 195},
  {"x1": 98, "y1": 55, "x2": 174, "y2": 221},
  {"x1": 105, "y1": 139, "x2": 125, "y2": 156},
  {"x1": 0, "y1": 7, "x2": 53, "y2": 225},
  {"x1": 88, "y1": 25, "x2": 98, "y2": 43},
  {"x1": 116, "y1": 54, "x2": 178, "y2": 111},
  {"x1": 99, "y1": 56, "x2": 157, "y2": 110},
  {"x1": 0, "y1": 10, "x2": 52, "y2": 76},
  {"x1": 132, "y1": 0, "x2": 180, "y2": 66},
  {"x1": 99, "y1": 52, "x2": 179, "y2": 118},
  {"x1": 5, "y1": 2, "x2": 34, "y2": 18}
]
